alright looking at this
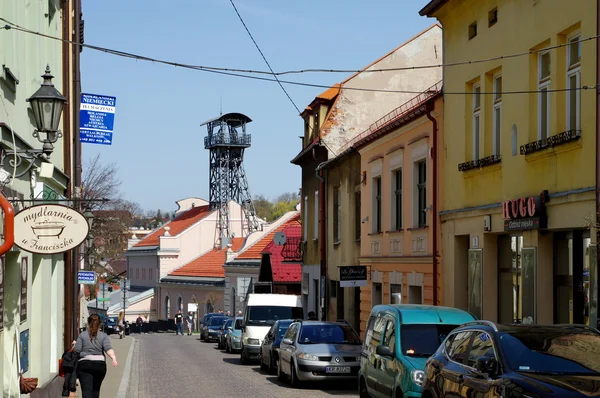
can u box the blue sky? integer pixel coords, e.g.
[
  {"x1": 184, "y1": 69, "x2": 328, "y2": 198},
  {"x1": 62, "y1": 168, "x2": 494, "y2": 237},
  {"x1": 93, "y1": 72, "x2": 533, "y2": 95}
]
[{"x1": 81, "y1": 0, "x2": 434, "y2": 212}]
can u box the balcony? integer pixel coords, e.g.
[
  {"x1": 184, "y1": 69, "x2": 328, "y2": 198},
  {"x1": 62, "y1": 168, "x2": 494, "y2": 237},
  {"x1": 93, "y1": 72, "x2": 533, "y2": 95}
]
[
  {"x1": 204, "y1": 132, "x2": 251, "y2": 149},
  {"x1": 458, "y1": 154, "x2": 501, "y2": 172},
  {"x1": 520, "y1": 130, "x2": 581, "y2": 155}
]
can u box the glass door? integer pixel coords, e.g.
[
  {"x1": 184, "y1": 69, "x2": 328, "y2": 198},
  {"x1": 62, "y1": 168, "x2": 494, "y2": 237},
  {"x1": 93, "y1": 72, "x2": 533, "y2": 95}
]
[{"x1": 498, "y1": 235, "x2": 523, "y2": 323}]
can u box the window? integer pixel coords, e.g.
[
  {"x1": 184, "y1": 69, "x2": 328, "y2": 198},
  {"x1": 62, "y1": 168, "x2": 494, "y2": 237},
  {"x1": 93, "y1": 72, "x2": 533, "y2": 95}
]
[
  {"x1": 468, "y1": 21, "x2": 477, "y2": 40},
  {"x1": 472, "y1": 84, "x2": 481, "y2": 160},
  {"x1": 373, "y1": 177, "x2": 382, "y2": 233},
  {"x1": 136, "y1": 268, "x2": 139, "y2": 279},
  {"x1": 416, "y1": 161, "x2": 427, "y2": 227},
  {"x1": 303, "y1": 196, "x2": 308, "y2": 241},
  {"x1": 448, "y1": 331, "x2": 473, "y2": 364},
  {"x1": 149, "y1": 268, "x2": 153, "y2": 281},
  {"x1": 488, "y1": 8, "x2": 498, "y2": 27},
  {"x1": 383, "y1": 320, "x2": 396, "y2": 352},
  {"x1": 467, "y1": 332, "x2": 495, "y2": 367},
  {"x1": 333, "y1": 186, "x2": 341, "y2": 243},
  {"x1": 142, "y1": 269, "x2": 146, "y2": 280},
  {"x1": 538, "y1": 51, "x2": 551, "y2": 140},
  {"x1": 567, "y1": 34, "x2": 581, "y2": 132},
  {"x1": 390, "y1": 284, "x2": 402, "y2": 304},
  {"x1": 493, "y1": 75, "x2": 502, "y2": 156},
  {"x1": 393, "y1": 169, "x2": 402, "y2": 230},
  {"x1": 313, "y1": 191, "x2": 319, "y2": 240},
  {"x1": 354, "y1": 190, "x2": 361, "y2": 240},
  {"x1": 313, "y1": 112, "x2": 319, "y2": 134}
]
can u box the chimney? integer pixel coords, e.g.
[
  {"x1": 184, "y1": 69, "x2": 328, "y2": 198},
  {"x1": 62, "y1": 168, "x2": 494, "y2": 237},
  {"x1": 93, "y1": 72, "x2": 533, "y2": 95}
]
[
  {"x1": 226, "y1": 243, "x2": 235, "y2": 262},
  {"x1": 163, "y1": 226, "x2": 171, "y2": 237}
]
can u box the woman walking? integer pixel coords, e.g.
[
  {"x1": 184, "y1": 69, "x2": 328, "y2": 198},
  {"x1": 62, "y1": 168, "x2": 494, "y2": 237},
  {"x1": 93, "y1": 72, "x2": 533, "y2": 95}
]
[
  {"x1": 74, "y1": 314, "x2": 118, "y2": 398},
  {"x1": 117, "y1": 311, "x2": 125, "y2": 339}
]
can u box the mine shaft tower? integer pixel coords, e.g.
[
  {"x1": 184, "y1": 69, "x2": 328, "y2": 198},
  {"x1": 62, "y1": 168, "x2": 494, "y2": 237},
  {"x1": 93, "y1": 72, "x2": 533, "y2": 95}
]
[{"x1": 202, "y1": 112, "x2": 259, "y2": 243}]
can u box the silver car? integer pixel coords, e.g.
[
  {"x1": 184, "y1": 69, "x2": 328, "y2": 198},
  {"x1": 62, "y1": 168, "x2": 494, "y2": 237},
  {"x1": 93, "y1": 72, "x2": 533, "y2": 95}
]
[{"x1": 277, "y1": 320, "x2": 362, "y2": 386}]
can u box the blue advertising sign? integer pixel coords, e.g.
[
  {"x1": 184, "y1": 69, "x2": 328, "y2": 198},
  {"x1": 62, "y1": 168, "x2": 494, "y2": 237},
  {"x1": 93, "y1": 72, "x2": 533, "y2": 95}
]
[
  {"x1": 78, "y1": 271, "x2": 96, "y2": 285},
  {"x1": 80, "y1": 93, "x2": 116, "y2": 145}
]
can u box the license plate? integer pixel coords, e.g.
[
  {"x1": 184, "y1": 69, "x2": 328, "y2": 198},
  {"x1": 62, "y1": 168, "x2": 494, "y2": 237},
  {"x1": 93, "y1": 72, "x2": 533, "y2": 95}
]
[{"x1": 325, "y1": 366, "x2": 350, "y2": 373}]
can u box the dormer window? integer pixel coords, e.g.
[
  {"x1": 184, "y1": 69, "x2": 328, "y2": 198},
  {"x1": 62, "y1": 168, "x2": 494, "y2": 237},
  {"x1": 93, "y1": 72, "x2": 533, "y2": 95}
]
[{"x1": 313, "y1": 112, "x2": 319, "y2": 134}]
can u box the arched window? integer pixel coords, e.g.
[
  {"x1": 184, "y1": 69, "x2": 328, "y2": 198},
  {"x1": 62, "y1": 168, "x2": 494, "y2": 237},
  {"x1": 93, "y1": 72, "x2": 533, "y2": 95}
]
[
  {"x1": 177, "y1": 296, "x2": 183, "y2": 312},
  {"x1": 164, "y1": 295, "x2": 171, "y2": 319},
  {"x1": 206, "y1": 300, "x2": 214, "y2": 314},
  {"x1": 231, "y1": 287, "x2": 236, "y2": 315}
]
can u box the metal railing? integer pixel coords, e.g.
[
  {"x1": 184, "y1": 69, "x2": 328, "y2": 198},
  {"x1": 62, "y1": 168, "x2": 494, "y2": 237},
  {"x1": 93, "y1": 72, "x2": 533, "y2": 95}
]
[{"x1": 338, "y1": 80, "x2": 443, "y2": 153}]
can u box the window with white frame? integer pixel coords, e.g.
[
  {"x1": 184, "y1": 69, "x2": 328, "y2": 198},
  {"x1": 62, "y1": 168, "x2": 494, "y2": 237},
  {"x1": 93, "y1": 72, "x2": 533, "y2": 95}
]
[
  {"x1": 372, "y1": 177, "x2": 382, "y2": 233},
  {"x1": 538, "y1": 51, "x2": 551, "y2": 139},
  {"x1": 493, "y1": 75, "x2": 502, "y2": 156},
  {"x1": 567, "y1": 34, "x2": 581, "y2": 132},
  {"x1": 333, "y1": 186, "x2": 341, "y2": 243},
  {"x1": 472, "y1": 84, "x2": 481, "y2": 160},
  {"x1": 392, "y1": 169, "x2": 402, "y2": 230},
  {"x1": 354, "y1": 189, "x2": 361, "y2": 241},
  {"x1": 303, "y1": 196, "x2": 308, "y2": 241},
  {"x1": 416, "y1": 161, "x2": 427, "y2": 227},
  {"x1": 314, "y1": 191, "x2": 319, "y2": 240}
]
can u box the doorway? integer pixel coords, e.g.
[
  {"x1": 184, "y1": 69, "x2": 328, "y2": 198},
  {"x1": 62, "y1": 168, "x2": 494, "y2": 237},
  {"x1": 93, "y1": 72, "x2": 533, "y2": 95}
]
[
  {"x1": 554, "y1": 230, "x2": 588, "y2": 325},
  {"x1": 498, "y1": 235, "x2": 523, "y2": 323}
]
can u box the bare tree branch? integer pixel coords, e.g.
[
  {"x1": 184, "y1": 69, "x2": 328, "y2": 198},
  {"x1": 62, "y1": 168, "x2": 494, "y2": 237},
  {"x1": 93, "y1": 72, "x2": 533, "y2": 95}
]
[{"x1": 81, "y1": 153, "x2": 122, "y2": 210}]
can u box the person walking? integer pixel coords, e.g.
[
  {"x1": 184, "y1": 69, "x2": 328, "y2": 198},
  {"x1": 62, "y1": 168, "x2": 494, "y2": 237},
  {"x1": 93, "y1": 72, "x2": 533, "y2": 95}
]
[
  {"x1": 136, "y1": 315, "x2": 143, "y2": 334},
  {"x1": 73, "y1": 314, "x2": 118, "y2": 398},
  {"x1": 186, "y1": 312, "x2": 194, "y2": 336},
  {"x1": 117, "y1": 311, "x2": 125, "y2": 339},
  {"x1": 174, "y1": 310, "x2": 184, "y2": 336}
]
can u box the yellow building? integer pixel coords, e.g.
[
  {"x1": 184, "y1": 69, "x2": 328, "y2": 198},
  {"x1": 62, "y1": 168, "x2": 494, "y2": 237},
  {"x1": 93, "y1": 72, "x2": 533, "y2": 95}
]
[{"x1": 421, "y1": 0, "x2": 597, "y2": 326}]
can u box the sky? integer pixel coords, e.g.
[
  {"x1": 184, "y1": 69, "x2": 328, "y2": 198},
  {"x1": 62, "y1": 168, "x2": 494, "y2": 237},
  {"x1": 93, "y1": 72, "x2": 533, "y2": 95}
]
[{"x1": 80, "y1": 0, "x2": 435, "y2": 212}]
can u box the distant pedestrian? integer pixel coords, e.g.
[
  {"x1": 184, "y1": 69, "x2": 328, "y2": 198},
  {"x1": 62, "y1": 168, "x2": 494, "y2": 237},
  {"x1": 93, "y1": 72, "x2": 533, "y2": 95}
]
[
  {"x1": 74, "y1": 314, "x2": 118, "y2": 398},
  {"x1": 308, "y1": 311, "x2": 317, "y2": 320},
  {"x1": 117, "y1": 311, "x2": 125, "y2": 339},
  {"x1": 136, "y1": 315, "x2": 143, "y2": 334},
  {"x1": 186, "y1": 312, "x2": 194, "y2": 336},
  {"x1": 174, "y1": 310, "x2": 184, "y2": 336},
  {"x1": 237, "y1": 310, "x2": 243, "y2": 316},
  {"x1": 218, "y1": 309, "x2": 224, "y2": 314},
  {"x1": 226, "y1": 310, "x2": 231, "y2": 316}
]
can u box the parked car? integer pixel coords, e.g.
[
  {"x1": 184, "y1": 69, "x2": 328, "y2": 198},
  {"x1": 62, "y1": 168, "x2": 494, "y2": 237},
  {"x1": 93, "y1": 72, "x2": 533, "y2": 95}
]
[
  {"x1": 201, "y1": 315, "x2": 230, "y2": 342},
  {"x1": 217, "y1": 318, "x2": 233, "y2": 349},
  {"x1": 422, "y1": 321, "x2": 600, "y2": 398},
  {"x1": 199, "y1": 312, "x2": 221, "y2": 341},
  {"x1": 278, "y1": 320, "x2": 362, "y2": 387},
  {"x1": 226, "y1": 317, "x2": 243, "y2": 353},
  {"x1": 260, "y1": 319, "x2": 293, "y2": 374},
  {"x1": 358, "y1": 304, "x2": 476, "y2": 398},
  {"x1": 103, "y1": 316, "x2": 118, "y2": 335}
]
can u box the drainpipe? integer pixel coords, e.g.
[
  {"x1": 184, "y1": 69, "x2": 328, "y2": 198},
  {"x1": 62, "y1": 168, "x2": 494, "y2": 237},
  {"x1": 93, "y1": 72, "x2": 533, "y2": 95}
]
[
  {"x1": 315, "y1": 149, "x2": 327, "y2": 321},
  {"x1": 425, "y1": 102, "x2": 439, "y2": 306},
  {"x1": 595, "y1": 0, "x2": 600, "y2": 329}
]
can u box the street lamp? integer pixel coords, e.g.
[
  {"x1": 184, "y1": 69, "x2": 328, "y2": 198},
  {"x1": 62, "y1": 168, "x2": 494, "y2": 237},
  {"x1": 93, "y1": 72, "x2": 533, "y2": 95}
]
[{"x1": 26, "y1": 65, "x2": 67, "y2": 158}]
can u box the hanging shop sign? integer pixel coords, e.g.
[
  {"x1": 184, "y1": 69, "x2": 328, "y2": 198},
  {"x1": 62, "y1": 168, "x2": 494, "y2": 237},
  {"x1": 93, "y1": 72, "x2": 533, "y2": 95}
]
[
  {"x1": 502, "y1": 190, "x2": 548, "y2": 231},
  {"x1": 14, "y1": 204, "x2": 90, "y2": 255},
  {"x1": 339, "y1": 266, "x2": 367, "y2": 287}
]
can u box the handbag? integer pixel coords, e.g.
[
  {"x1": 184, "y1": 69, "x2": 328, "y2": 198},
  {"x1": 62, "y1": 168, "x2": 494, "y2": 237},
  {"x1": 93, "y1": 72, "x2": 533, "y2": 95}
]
[{"x1": 14, "y1": 328, "x2": 38, "y2": 394}]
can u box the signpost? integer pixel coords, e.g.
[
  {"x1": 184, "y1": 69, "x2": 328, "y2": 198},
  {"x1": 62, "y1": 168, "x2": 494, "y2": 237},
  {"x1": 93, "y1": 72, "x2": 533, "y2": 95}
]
[
  {"x1": 80, "y1": 93, "x2": 117, "y2": 145},
  {"x1": 78, "y1": 271, "x2": 96, "y2": 285}
]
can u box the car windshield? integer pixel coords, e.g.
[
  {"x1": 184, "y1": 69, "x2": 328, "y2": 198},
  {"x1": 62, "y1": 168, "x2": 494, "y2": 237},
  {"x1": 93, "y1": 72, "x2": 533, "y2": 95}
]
[
  {"x1": 401, "y1": 324, "x2": 461, "y2": 357},
  {"x1": 209, "y1": 317, "x2": 228, "y2": 326},
  {"x1": 298, "y1": 324, "x2": 362, "y2": 345},
  {"x1": 234, "y1": 318, "x2": 243, "y2": 329},
  {"x1": 277, "y1": 321, "x2": 293, "y2": 337},
  {"x1": 499, "y1": 330, "x2": 600, "y2": 375},
  {"x1": 247, "y1": 306, "x2": 303, "y2": 326},
  {"x1": 223, "y1": 319, "x2": 233, "y2": 329}
]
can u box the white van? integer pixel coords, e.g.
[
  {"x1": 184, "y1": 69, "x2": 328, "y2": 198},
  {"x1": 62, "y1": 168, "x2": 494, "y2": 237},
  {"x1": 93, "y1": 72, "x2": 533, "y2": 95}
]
[{"x1": 240, "y1": 293, "x2": 303, "y2": 364}]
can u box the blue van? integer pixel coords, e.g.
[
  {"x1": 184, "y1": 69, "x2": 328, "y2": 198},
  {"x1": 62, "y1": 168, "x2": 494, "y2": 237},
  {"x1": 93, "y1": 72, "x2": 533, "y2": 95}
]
[{"x1": 358, "y1": 304, "x2": 476, "y2": 398}]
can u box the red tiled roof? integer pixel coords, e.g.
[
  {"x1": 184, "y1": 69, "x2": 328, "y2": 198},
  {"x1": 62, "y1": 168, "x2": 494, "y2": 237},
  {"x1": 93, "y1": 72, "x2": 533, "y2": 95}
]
[
  {"x1": 261, "y1": 225, "x2": 302, "y2": 283},
  {"x1": 316, "y1": 84, "x2": 340, "y2": 101},
  {"x1": 134, "y1": 205, "x2": 211, "y2": 247},
  {"x1": 169, "y1": 237, "x2": 245, "y2": 278},
  {"x1": 236, "y1": 213, "x2": 301, "y2": 260}
]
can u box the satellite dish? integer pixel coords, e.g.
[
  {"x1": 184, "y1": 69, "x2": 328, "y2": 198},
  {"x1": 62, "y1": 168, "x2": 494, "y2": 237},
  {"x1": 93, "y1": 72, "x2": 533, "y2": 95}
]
[{"x1": 273, "y1": 231, "x2": 287, "y2": 246}]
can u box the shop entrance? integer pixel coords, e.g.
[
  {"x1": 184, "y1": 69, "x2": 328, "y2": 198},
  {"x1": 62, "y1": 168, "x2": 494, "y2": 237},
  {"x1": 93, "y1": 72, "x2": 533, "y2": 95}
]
[
  {"x1": 554, "y1": 230, "x2": 590, "y2": 325},
  {"x1": 498, "y1": 235, "x2": 523, "y2": 323}
]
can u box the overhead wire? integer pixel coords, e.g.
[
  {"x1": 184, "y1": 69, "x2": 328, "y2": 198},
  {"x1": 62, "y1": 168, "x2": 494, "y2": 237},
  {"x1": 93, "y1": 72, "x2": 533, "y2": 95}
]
[{"x1": 0, "y1": 18, "x2": 598, "y2": 96}]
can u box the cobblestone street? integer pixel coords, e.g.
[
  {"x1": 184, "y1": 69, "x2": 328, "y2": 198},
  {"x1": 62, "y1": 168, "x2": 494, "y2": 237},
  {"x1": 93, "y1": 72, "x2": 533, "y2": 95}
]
[{"x1": 126, "y1": 333, "x2": 358, "y2": 398}]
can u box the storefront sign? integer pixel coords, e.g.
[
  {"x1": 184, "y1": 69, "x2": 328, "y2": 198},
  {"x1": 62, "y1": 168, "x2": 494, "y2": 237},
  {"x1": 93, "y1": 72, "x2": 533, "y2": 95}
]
[
  {"x1": 20, "y1": 257, "x2": 27, "y2": 322},
  {"x1": 339, "y1": 266, "x2": 367, "y2": 287},
  {"x1": 14, "y1": 204, "x2": 90, "y2": 254},
  {"x1": 502, "y1": 191, "x2": 548, "y2": 231}
]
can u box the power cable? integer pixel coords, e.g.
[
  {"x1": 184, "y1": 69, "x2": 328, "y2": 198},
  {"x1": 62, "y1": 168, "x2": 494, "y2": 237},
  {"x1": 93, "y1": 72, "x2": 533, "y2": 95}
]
[{"x1": 1, "y1": 19, "x2": 598, "y2": 95}]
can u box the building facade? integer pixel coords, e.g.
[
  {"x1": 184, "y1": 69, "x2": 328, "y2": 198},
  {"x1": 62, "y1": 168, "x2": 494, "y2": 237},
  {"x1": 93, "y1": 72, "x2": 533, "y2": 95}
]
[{"x1": 421, "y1": 0, "x2": 597, "y2": 326}]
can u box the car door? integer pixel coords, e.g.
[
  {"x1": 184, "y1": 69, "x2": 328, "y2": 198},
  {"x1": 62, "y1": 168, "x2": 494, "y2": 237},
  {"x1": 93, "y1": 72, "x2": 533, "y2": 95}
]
[
  {"x1": 377, "y1": 317, "x2": 398, "y2": 397},
  {"x1": 461, "y1": 331, "x2": 502, "y2": 398},
  {"x1": 365, "y1": 315, "x2": 389, "y2": 398},
  {"x1": 279, "y1": 323, "x2": 299, "y2": 375},
  {"x1": 442, "y1": 331, "x2": 474, "y2": 397},
  {"x1": 262, "y1": 323, "x2": 276, "y2": 360}
]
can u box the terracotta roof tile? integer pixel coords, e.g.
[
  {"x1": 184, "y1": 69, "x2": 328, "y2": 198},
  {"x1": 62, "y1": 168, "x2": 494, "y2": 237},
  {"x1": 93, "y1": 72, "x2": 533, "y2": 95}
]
[
  {"x1": 169, "y1": 237, "x2": 245, "y2": 277},
  {"x1": 134, "y1": 205, "x2": 211, "y2": 247},
  {"x1": 236, "y1": 213, "x2": 301, "y2": 260},
  {"x1": 261, "y1": 225, "x2": 302, "y2": 283},
  {"x1": 316, "y1": 84, "x2": 340, "y2": 101}
]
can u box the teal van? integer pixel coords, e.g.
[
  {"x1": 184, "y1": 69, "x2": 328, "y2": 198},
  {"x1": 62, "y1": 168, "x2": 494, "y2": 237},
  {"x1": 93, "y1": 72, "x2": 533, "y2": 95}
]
[{"x1": 358, "y1": 304, "x2": 476, "y2": 398}]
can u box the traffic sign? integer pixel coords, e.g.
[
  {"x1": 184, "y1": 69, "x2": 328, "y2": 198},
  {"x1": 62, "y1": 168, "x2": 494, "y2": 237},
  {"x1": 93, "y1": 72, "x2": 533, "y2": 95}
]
[
  {"x1": 80, "y1": 93, "x2": 116, "y2": 145},
  {"x1": 78, "y1": 271, "x2": 96, "y2": 285}
]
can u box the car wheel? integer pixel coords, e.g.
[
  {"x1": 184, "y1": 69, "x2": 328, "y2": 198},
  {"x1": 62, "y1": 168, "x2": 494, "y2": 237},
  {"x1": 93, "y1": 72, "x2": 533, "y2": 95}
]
[
  {"x1": 200, "y1": 333, "x2": 204, "y2": 341},
  {"x1": 277, "y1": 358, "x2": 286, "y2": 382},
  {"x1": 241, "y1": 349, "x2": 248, "y2": 365},
  {"x1": 260, "y1": 353, "x2": 268, "y2": 371},
  {"x1": 290, "y1": 360, "x2": 301, "y2": 388},
  {"x1": 269, "y1": 353, "x2": 277, "y2": 375},
  {"x1": 226, "y1": 341, "x2": 231, "y2": 353},
  {"x1": 394, "y1": 387, "x2": 404, "y2": 398},
  {"x1": 359, "y1": 377, "x2": 370, "y2": 398}
]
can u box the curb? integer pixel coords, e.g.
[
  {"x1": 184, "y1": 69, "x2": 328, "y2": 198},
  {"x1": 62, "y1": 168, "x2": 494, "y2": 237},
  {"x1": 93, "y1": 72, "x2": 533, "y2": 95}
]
[{"x1": 116, "y1": 337, "x2": 135, "y2": 398}]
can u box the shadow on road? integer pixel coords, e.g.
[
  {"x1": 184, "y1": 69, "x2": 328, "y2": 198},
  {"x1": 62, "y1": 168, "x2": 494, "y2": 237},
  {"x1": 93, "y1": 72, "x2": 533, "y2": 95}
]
[
  {"x1": 222, "y1": 357, "x2": 241, "y2": 365},
  {"x1": 262, "y1": 374, "x2": 358, "y2": 395}
]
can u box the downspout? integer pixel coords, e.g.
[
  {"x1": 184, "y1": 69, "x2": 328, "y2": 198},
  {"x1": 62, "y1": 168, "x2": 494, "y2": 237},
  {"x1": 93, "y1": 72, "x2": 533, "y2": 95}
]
[
  {"x1": 315, "y1": 148, "x2": 327, "y2": 321},
  {"x1": 595, "y1": 0, "x2": 600, "y2": 329},
  {"x1": 62, "y1": 0, "x2": 74, "y2": 348},
  {"x1": 425, "y1": 102, "x2": 439, "y2": 306}
]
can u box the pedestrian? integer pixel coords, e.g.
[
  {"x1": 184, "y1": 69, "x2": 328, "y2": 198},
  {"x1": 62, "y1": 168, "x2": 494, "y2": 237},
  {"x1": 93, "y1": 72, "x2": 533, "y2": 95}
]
[
  {"x1": 117, "y1": 311, "x2": 125, "y2": 339},
  {"x1": 226, "y1": 310, "x2": 231, "y2": 317},
  {"x1": 136, "y1": 315, "x2": 143, "y2": 334},
  {"x1": 73, "y1": 314, "x2": 118, "y2": 398},
  {"x1": 308, "y1": 311, "x2": 317, "y2": 320},
  {"x1": 218, "y1": 309, "x2": 223, "y2": 314},
  {"x1": 186, "y1": 312, "x2": 194, "y2": 336},
  {"x1": 237, "y1": 310, "x2": 242, "y2": 316},
  {"x1": 174, "y1": 309, "x2": 184, "y2": 336}
]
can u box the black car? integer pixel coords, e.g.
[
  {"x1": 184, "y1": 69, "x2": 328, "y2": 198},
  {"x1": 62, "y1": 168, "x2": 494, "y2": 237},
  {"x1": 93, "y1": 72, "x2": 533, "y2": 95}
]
[
  {"x1": 199, "y1": 313, "x2": 221, "y2": 341},
  {"x1": 260, "y1": 319, "x2": 293, "y2": 374},
  {"x1": 103, "y1": 316, "x2": 118, "y2": 335},
  {"x1": 201, "y1": 316, "x2": 230, "y2": 342},
  {"x1": 217, "y1": 318, "x2": 234, "y2": 350},
  {"x1": 422, "y1": 321, "x2": 600, "y2": 398}
]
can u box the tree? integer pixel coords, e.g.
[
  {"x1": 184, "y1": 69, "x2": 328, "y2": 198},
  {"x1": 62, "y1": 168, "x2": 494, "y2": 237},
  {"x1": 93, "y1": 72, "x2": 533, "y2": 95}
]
[
  {"x1": 81, "y1": 153, "x2": 121, "y2": 210},
  {"x1": 252, "y1": 192, "x2": 299, "y2": 222},
  {"x1": 253, "y1": 194, "x2": 272, "y2": 221}
]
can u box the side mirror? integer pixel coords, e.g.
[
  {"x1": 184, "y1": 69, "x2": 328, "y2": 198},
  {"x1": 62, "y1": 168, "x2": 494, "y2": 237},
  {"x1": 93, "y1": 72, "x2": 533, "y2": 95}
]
[
  {"x1": 376, "y1": 345, "x2": 394, "y2": 358},
  {"x1": 282, "y1": 338, "x2": 294, "y2": 346},
  {"x1": 475, "y1": 356, "x2": 498, "y2": 376},
  {"x1": 227, "y1": 326, "x2": 232, "y2": 331}
]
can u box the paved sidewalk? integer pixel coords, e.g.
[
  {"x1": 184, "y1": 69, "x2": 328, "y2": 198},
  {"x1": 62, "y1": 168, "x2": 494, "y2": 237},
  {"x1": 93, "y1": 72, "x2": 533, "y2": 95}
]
[{"x1": 75, "y1": 334, "x2": 135, "y2": 398}]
